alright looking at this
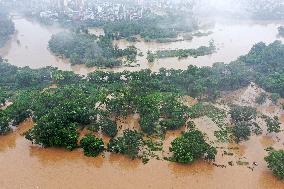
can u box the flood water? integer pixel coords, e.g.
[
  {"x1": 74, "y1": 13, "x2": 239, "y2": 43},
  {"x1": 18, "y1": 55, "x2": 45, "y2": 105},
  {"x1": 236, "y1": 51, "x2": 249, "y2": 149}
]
[
  {"x1": 1, "y1": 110, "x2": 284, "y2": 188},
  {"x1": 1, "y1": 17, "x2": 284, "y2": 188},
  {"x1": 112, "y1": 19, "x2": 284, "y2": 72},
  {"x1": 0, "y1": 16, "x2": 96, "y2": 75},
  {"x1": 1, "y1": 85, "x2": 284, "y2": 189},
  {"x1": 0, "y1": 17, "x2": 283, "y2": 74}
]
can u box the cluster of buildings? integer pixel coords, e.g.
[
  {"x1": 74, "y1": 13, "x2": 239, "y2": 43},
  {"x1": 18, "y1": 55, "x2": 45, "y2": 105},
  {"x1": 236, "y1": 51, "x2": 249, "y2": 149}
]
[{"x1": 0, "y1": 0, "x2": 195, "y2": 23}]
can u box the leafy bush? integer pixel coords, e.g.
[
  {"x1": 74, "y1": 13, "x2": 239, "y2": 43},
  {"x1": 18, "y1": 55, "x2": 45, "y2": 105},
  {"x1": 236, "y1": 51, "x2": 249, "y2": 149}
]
[
  {"x1": 265, "y1": 116, "x2": 281, "y2": 133},
  {"x1": 270, "y1": 93, "x2": 280, "y2": 104},
  {"x1": 265, "y1": 150, "x2": 284, "y2": 180},
  {"x1": 0, "y1": 110, "x2": 10, "y2": 135},
  {"x1": 98, "y1": 117, "x2": 118, "y2": 138},
  {"x1": 255, "y1": 92, "x2": 267, "y2": 104},
  {"x1": 230, "y1": 106, "x2": 256, "y2": 123},
  {"x1": 137, "y1": 94, "x2": 161, "y2": 135},
  {"x1": 80, "y1": 135, "x2": 104, "y2": 157},
  {"x1": 169, "y1": 130, "x2": 217, "y2": 164},
  {"x1": 26, "y1": 108, "x2": 79, "y2": 150},
  {"x1": 5, "y1": 92, "x2": 34, "y2": 125},
  {"x1": 156, "y1": 42, "x2": 216, "y2": 59},
  {"x1": 232, "y1": 121, "x2": 252, "y2": 143},
  {"x1": 107, "y1": 129, "x2": 143, "y2": 159},
  {"x1": 160, "y1": 95, "x2": 188, "y2": 130}
]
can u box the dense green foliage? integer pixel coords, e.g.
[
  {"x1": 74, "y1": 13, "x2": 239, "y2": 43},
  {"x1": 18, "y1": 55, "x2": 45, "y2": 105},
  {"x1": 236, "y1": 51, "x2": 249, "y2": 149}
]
[
  {"x1": 230, "y1": 106, "x2": 257, "y2": 123},
  {"x1": 48, "y1": 32, "x2": 137, "y2": 67},
  {"x1": 229, "y1": 106, "x2": 258, "y2": 143},
  {"x1": 169, "y1": 130, "x2": 217, "y2": 164},
  {"x1": 241, "y1": 41, "x2": 284, "y2": 97},
  {"x1": 19, "y1": 85, "x2": 101, "y2": 150},
  {"x1": 137, "y1": 93, "x2": 161, "y2": 134},
  {"x1": 104, "y1": 14, "x2": 197, "y2": 41},
  {"x1": 155, "y1": 41, "x2": 216, "y2": 59},
  {"x1": 265, "y1": 116, "x2": 281, "y2": 133},
  {"x1": 232, "y1": 121, "x2": 252, "y2": 143},
  {"x1": 146, "y1": 51, "x2": 155, "y2": 63},
  {"x1": 107, "y1": 129, "x2": 143, "y2": 159},
  {"x1": 0, "y1": 110, "x2": 10, "y2": 135},
  {"x1": 0, "y1": 58, "x2": 53, "y2": 91},
  {"x1": 160, "y1": 95, "x2": 188, "y2": 130},
  {"x1": 0, "y1": 40, "x2": 283, "y2": 160},
  {"x1": 80, "y1": 135, "x2": 105, "y2": 157},
  {"x1": 265, "y1": 150, "x2": 284, "y2": 180},
  {"x1": 27, "y1": 113, "x2": 79, "y2": 150},
  {"x1": 97, "y1": 117, "x2": 118, "y2": 138},
  {"x1": 0, "y1": 12, "x2": 15, "y2": 47}
]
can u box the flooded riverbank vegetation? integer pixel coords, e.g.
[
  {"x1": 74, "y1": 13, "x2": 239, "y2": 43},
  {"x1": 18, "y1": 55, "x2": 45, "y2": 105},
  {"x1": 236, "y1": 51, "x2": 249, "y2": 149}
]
[
  {"x1": 0, "y1": 10, "x2": 15, "y2": 47},
  {"x1": 153, "y1": 41, "x2": 216, "y2": 60},
  {"x1": 0, "y1": 40, "x2": 284, "y2": 179},
  {"x1": 48, "y1": 31, "x2": 138, "y2": 67},
  {"x1": 103, "y1": 12, "x2": 197, "y2": 42}
]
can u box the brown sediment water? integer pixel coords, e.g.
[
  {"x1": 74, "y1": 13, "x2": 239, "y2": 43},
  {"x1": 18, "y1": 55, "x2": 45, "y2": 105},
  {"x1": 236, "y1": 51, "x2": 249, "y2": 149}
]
[
  {"x1": 1, "y1": 17, "x2": 284, "y2": 74},
  {"x1": 0, "y1": 106, "x2": 284, "y2": 189},
  {"x1": 112, "y1": 19, "x2": 284, "y2": 72},
  {"x1": 1, "y1": 17, "x2": 284, "y2": 188},
  {"x1": 0, "y1": 17, "x2": 96, "y2": 75}
]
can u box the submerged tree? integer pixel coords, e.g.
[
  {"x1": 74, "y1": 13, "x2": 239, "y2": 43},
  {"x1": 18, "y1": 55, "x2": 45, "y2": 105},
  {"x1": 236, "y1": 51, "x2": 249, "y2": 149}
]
[
  {"x1": 107, "y1": 129, "x2": 143, "y2": 159},
  {"x1": 169, "y1": 130, "x2": 217, "y2": 164},
  {"x1": 266, "y1": 116, "x2": 281, "y2": 133},
  {"x1": 80, "y1": 135, "x2": 105, "y2": 157},
  {"x1": 265, "y1": 150, "x2": 284, "y2": 180},
  {"x1": 232, "y1": 121, "x2": 252, "y2": 143},
  {"x1": 230, "y1": 106, "x2": 257, "y2": 123}
]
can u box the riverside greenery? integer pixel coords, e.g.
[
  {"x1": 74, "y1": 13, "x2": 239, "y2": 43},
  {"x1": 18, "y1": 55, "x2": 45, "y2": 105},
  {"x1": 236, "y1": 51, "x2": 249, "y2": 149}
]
[
  {"x1": 0, "y1": 11, "x2": 15, "y2": 47},
  {"x1": 0, "y1": 40, "x2": 283, "y2": 167},
  {"x1": 48, "y1": 32, "x2": 138, "y2": 68}
]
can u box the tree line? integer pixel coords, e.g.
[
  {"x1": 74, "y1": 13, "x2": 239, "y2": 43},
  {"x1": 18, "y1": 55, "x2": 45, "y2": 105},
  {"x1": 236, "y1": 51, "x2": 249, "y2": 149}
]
[
  {"x1": 48, "y1": 31, "x2": 138, "y2": 68},
  {"x1": 0, "y1": 11, "x2": 15, "y2": 47},
  {"x1": 0, "y1": 40, "x2": 283, "y2": 175}
]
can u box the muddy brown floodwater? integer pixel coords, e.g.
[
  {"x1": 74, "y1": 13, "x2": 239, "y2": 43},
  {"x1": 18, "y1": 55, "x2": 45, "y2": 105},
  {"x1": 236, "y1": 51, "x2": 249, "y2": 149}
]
[
  {"x1": 0, "y1": 16, "x2": 97, "y2": 75},
  {"x1": 1, "y1": 99, "x2": 284, "y2": 189},
  {"x1": 1, "y1": 17, "x2": 284, "y2": 74},
  {"x1": 0, "y1": 121, "x2": 282, "y2": 189},
  {"x1": 1, "y1": 16, "x2": 284, "y2": 189},
  {"x1": 111, "y1": 19, "x2": 284, "y2": 72}
]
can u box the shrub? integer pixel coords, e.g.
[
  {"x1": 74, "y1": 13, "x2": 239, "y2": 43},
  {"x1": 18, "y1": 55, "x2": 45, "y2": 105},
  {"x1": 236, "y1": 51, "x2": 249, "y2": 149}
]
[
  {"x1": 0, "y1": 110, "x2": 10, "y2": 135},
  {"x1": 266, "y1": 116, "x2": 281, "y2": 133},
  {"x1": 265, "y1": 150, "x2": 284, "y2": 180},
  {"x1": 107, "y1": 129, "x2": 143, "y2": 159},
  {"x1": 80, "y1": 135, "x2": 105, "y2": 157},
  {"x1": 230, "y1": 106, "x2": 256, "y2": 123},
  {"x1": 232, "y1": 121, "x2": 251, "y2": 143},
  {"x1": 169, "y1": 130, "x2": 217, "y2": 164},
  {"x1": 26, "y1": 109, "x2": 79, "y2": 150},
  {"x1": 255, "y1": 92, "x2": 267, "y2": 104},
  {"x1": 270, "y1": 93, "x2": 280, "y2": 104},
  {"x1": 98, "y1": 117, "x2": 118, "y2": 138}
]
